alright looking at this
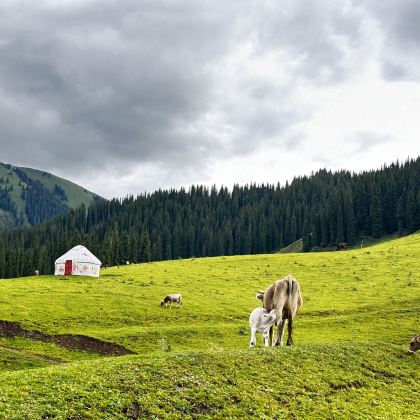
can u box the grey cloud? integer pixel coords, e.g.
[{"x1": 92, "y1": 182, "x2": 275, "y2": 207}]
[
  {"x1": 0, "y1": 0, "x2": 413, "y2": 197},
  {"x1": 352, "y1": 131, "x2": 392, "y2": 154},
  {"x1": 381, "y1": 61, "x2": 408, "y2": 81},
  {"x1": 252, "y1": 0, "x2": 367, "y2": 84},
  {"x1": 0, "y1": 1, "x2": 235, "y2": 174},
  {"x1": 360, "y1": 0, "x2": 420, "y2": 81},
  {"x1": 0, "y1": 0, "x2": 318, "y2": 181}
]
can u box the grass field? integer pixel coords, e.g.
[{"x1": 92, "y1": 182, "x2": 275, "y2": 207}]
[{"x1": 0, "y1": 234, "x2": 418, "y2": 418}]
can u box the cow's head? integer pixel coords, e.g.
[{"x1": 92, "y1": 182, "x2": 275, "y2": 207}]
[
  {"x1": 261, "y1": 309, "x2": 277, "y2": 328},
  {"x1": 407, "y1": 335, "x2": 420, "y2": 354}
]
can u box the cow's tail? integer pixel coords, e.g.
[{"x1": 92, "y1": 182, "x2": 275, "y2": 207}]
[
  {"x1": 287, "y1": 274, "x2": 301, "y2": 317},
  {"x1": 287, "y1": 274, "x2": 294, "y2": 301}
]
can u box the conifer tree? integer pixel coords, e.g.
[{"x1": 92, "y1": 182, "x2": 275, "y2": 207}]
[
  {"x1": 343, "y1": 187, "x2": 356, "y2": 244},
  {"x1": 370, "y1": 184, "x2": 384, "y2": 238},
  {"x1": 302, "y1": 217, "x2": 312, "y2": 252}
]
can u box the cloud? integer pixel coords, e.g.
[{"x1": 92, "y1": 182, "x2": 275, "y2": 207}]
[
  {"x1": 252, "y1": 0, "x2": 367, "y2": 84},
  {"x1": 0, "y1": 2, "x2": 235, "y2": 170},
  {"x1": 360, "y1": 0, "x2": 420, "y2": 81},
  {"x1": 351, "y1": 131, "x2": 392, "y2": 154},
  {"x1": 0, "y1": 1, "x2": 418, "y2": 198}
]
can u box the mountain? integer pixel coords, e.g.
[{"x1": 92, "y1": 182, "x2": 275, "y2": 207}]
[
  {"x1": 0, "y1": 157, "x2": 418, "y2": 279},
  {"x1": 0, "y1": 162, "x2": 102, "y2": 228}
]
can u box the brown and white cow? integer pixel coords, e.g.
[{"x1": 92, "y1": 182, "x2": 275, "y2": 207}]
[
  {"x1": 257, "y1": 274, "x2": 302, "y2": 347},
  {"x1": 407, "y1": 335, "x2": 420, "y2": 354},
  {"x1": 160, "y1": 293, "x2": 183, "y2": 308}
]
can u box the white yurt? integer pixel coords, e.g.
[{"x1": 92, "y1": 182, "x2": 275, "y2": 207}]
[{"x1": 54, "y1": 245, "x2": 101, "y2": 277}]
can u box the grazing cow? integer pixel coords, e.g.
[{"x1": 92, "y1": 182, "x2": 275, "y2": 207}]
[
  {"x1": 336, "y1": 242, "x2": 347, "y2": 251},
  {"x1": 259, "y1": 274, "x2": 302, "y2": 347},
  {"x1": 160, "y1": 293, "x2": 183, "y2": 308},
  {"x1": 407, "y1": 335, "x2": 420, "y2": 354},
  {"x1": 249, "y1": 307, "x2": 277, "y2": 348}
]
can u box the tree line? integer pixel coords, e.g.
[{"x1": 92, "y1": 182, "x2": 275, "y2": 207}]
[{"x1": 0, "y1": 158, "x2": 418, "y2": 278}]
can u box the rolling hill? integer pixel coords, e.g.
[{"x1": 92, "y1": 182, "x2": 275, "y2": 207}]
[
  {"x1": 0, "y1": 162, "x2": 102, "y2": 228},
  {"x1": 0, "y1": 233, "x2": 418, "y2": 418}
]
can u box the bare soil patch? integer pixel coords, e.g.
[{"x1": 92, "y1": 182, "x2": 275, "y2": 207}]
[{"x1": 0, "y1": 321, "x2": 135, "y2": 356}]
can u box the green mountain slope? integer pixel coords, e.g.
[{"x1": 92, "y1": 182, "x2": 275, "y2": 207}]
[
  {"x1": 0, "y1": 234, "x2": 418, "y2": 417},
  {"x1": 0, "y1": 162, "x2": 102, "y2": 228}
]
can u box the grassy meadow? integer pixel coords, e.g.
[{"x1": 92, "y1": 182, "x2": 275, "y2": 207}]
[{"x1": 0, "y1": 234, "x2": 418, "y2": 418}]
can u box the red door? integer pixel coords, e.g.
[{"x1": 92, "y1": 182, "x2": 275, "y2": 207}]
[{"x1": 64, "y1": 260, "x2": 73, "y2": 276}]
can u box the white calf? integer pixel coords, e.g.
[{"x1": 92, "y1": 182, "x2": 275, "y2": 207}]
[{"x1": 249, "y1": 307, "x2": 277, "y2": 348}]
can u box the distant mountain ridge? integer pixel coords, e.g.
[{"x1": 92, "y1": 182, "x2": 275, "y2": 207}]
[{"x1": 0, "y1": 162, "x2": 103, "y2": 228}]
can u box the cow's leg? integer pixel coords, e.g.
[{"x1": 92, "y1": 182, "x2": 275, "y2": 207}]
[
  {"x1": 249, "y1": 328, "x2": 257, "y2": 348},
  {"x1": 274, "y1": 319, "x2": 285, "y2": 346},
  {"x1": 263, "y1": 329, "x2": 270, "y2": 347},
  {"x1": 268, "y1": 325, "x2": 274, "y2": 347},
  {"x1": 286, "y1": 316, "x2": 293, "y2": 346}
]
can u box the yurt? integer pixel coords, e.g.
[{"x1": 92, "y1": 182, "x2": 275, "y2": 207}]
[{"x1": 54, "y1": 245, "x2": 101, "y2": 277}]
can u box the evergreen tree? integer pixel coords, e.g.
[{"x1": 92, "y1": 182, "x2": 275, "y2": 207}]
[
  {"x1": 302, "y1": 217, "x2": 312, "y2": 252},
  {"x1": 343, "y1": 187, "x2": 356, "y2": 244},
  {"x1": 370, "y1": 185, "x2": 384, "y2": 238}
]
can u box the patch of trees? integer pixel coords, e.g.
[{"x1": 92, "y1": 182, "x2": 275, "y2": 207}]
[
  {"x1": 53, "y1": 184, "x2": 68, "y2": 202},
  {"x1": 21, "y1": 184, "x2": 69, "y2": 225},
  {"x1": 0, "y1": 188, "x2": 17, "y2": 216},
  {"x1": 0, "y1": 157, "x2": 418, "y2": 278},
  {"x1": 15, "y1": 168, "x2": 69, "y2": 225}
]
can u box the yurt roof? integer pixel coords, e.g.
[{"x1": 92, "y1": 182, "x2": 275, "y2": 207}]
[{"x1": 55, "y1": 245, "x2": 101, "y2": 265}]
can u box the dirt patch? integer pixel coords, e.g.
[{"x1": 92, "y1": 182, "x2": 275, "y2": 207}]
[{"x1": 0, "y1": 321, "x2": 135, "y2": 356}]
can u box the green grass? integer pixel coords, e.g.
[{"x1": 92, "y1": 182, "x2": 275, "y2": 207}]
[
  {"x1": 0, "y1": 233, "x2": 418, "y2": 418},
  {"x1": 277, "y1": 238, "x2": 304, "y2": 253},
  {"x1": 0, "y1": 345, "x2": 418, "y2": 419}
]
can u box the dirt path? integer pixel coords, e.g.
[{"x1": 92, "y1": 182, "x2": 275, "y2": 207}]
[{"x1": 0, "y1": 321, "x2": 135, "y2": 356}]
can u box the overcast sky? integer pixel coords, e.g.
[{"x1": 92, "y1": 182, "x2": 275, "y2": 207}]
[{"x1": 1, "y1": 0, "x2": 419, "y2": 198}]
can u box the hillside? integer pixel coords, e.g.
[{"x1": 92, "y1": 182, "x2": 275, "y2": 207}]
[
  {"x1": 0, "y1": 162, "x2": 102, "y2": 228},
  {"x1": 1, "y1": 157, "x2": 419, "y2": 279},
  {"x1": 0, "y1": 234, "x2": 418, "y2": 417}
]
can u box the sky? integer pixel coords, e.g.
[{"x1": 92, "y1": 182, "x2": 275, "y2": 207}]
[{"x1": 0, "y1": 0, "x2": 419, "y2": 199}]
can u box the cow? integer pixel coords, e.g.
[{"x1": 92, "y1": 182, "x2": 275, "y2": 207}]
[
  {"x1": 160, "y1": 293, "x2": 183, "y2": 308},
  {"x1": 407, "y1": 335, "x2": 420, "y2": 354},
  {"x1": 258, "y1": 274, "x2": 302, "y2": 347},
  {"x1": 249, "y1": 307, "x2": 278, "y2": 348}
]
